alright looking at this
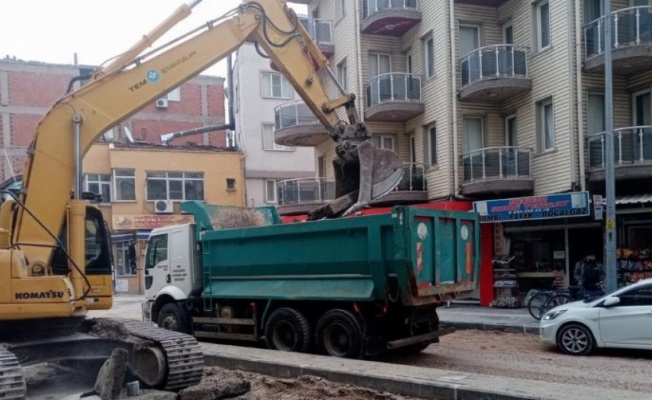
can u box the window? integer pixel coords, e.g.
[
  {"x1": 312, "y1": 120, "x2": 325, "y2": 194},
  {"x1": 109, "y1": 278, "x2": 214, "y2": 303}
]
[
  {"x1": 318, "y1": 156, "x2": 326, "y2": 178},
  {"x1": 113, "y1": 169, "x2": 136, "y2": 201},
  {"x1": 422, "y1": 34, "x2": 435, "y2": 79},
  {"x1": 633, "y1": 90, "x2": 651, "y2": 126},
  {"x1": 409, "y1": 134, "x2": 416, "y2": 163},
  {"x1": 459, "y1": 25, "x2": 480, "y2": 58},
  {"x1": 337, "y1": 60, "x2": 348, "y2": 91},
  {"x1": 261, "y1": 72, "x2": 292, "y2": 99},
  {"x1": 226, "y1": 178, "x2": 236, "y2": 190},
  {"x1": 146, "y1": 172, "x2": 204, "y2": 201},
  {"x1": 536, "y1": 0, "x2": 551, "y2": 51},
  {"x1": 463, "y1": 116, "x2": 484, "y2": 153},
  {"x1": 537, "y1": 99, "x2": 555, "y2": 151},
  {"x1": 145, "y1": 234, "x2": 168, "y2": 272},
  {"x1": 84, "y1": 174, "x2": 111, "y2": 204},
  {"x1": 406, "y1": 50, "x2": 414, "y2": 74},
  {"x1": 587, "y1": 93, "x2": 605, "y2": 135},
  {"x1": 505, "y1": 115, "x2": 517, "y2": 147},
  {"x1": 266, "y1": 180, "x2": 279, "y2": 203},
  {"x1": 166, "y1": 87, "x2": 181, "y2": 101},
  {"x1": 502, "y1": 21, "x2": 514, "y2": 44},
  {"x1": 369, "y1": 53, "x2": 391, "y2": 78},
  {"x1": 371, "y1": 135, "x2": 395, "y2": 150},
  {"x1": 262, "y1": 123, "x2": 294, "y2": 151},
  {"x1": 425, "y1": 124, "x2": 437, "y2": 167},
  {"x1": 617, "y1": 286, "x2": 652, "y2": 306},
  {"x1": 584, "y1": 0, "x2": 602, "y2": 23},
  {"x1": 336, "y1": 0, "x2": 346, "y2": 19}
]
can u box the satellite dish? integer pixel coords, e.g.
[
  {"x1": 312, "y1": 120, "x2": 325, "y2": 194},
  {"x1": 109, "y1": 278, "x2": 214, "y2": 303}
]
[{"x1": 123, "y1": 127, "x2": 135, "y2": 143}]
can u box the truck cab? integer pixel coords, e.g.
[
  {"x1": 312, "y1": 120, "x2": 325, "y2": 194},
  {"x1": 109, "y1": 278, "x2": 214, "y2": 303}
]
[{"x1": 142, "y1": 223, "x2": 201, "y2": 331}]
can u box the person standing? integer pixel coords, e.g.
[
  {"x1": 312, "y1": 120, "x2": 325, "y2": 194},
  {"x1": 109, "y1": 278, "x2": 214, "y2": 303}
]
[{"x1": 573, "y1": 252, "x2": 604, "y2": 291}]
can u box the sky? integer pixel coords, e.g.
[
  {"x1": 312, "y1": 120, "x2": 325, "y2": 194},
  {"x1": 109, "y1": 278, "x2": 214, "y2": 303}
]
[{"x1": 0, "y1": 0, "x2": 307, "y2": 80}]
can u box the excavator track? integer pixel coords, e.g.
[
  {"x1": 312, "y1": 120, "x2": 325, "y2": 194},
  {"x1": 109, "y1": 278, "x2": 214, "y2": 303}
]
[
  {"x1": 0, "y1": 346, "x2": 26, "y2": 400},
  {"x1": 120, "y1": 320, "x2": 204, "y2": 391}
]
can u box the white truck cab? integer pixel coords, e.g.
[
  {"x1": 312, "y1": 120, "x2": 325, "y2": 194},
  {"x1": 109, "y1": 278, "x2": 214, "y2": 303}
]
[{"x1": 141, "y1": 223, "x2": 202, "y2": 331}]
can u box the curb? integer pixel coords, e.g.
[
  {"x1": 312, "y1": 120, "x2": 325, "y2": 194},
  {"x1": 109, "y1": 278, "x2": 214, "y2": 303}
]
[{"x1": 440, "y1": 321, "x2": 539, "y2": 335}]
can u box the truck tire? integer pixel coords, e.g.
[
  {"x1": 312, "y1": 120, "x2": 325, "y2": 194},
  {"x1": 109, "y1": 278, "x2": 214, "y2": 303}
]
[
  {"x1": 157, "y1": 303, "x2": 190, "y2": 334},
  {"x1": 315, "y1": 309, "x2": 364, "y2": 359},
  {"x1": 264, "y1": 307, "x2": 312, "y2": 353}
]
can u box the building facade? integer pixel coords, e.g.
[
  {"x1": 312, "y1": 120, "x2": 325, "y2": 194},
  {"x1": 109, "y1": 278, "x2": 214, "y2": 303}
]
[
  {"x1": 233, "y1": 43, "x2": 316, "y2": 209},
  {"x1": 283, "y1": 0, "x2": 652, "y2": 304}
]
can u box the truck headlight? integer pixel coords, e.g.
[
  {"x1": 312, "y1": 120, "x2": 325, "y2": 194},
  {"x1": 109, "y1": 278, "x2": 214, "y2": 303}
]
[{"x1": 543, "y1": 309, "x2": 567, "y2": 321}]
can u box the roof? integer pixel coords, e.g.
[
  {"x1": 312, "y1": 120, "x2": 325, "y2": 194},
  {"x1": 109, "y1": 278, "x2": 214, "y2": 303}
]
[{"x1": 615, "y1": 194, "x2": 652, "y2": 205}]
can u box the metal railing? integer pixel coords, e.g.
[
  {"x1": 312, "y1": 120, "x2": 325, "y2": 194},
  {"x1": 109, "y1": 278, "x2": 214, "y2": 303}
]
[
  {"x1": 460, "y1": 45, "x2": 529, "y2": 87},
  {"x1": 363, "y1": 0, "x2": 419, "y2": 19},
  {"x1": 462, "y1": 147, "x2": 531, "y2": 182},
  {"x1": 277, "y1": 177, "x2": 335, "y2": 206},
  {"x1": 274, "y1": 101, "x2": 319, "y2": 130},
  {"x1": 395, "y1": 163, "x2": 427, "y2": 192},
  {"x1": 277, "y1": 163, "x2": 427, "y2": 206},
  {"x1": 299, "y1": 18, "x2": 333, "y2": 45},
  {"x1": 587, "y1": 126, "x2": 652, "y2": 169},
  {"x1": 584, "y1": 6, "x2": 652, "y2": 59},
  {"x1": 366, "y1": 73, "x2": 422, "y2": 108}
]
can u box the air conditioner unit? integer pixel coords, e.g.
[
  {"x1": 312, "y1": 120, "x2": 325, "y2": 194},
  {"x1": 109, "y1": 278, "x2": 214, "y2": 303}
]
[
  {"x1": 154, "y1": 200, "x2": 174, "y2": 214},
  {"x1": 155, "y1": 98, "x2": 169, "y2": 109}
]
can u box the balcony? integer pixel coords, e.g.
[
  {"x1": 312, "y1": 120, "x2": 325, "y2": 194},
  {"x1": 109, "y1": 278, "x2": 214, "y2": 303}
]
[
  {"x1": 275, "y1": 164, "x2": 428, "y2": 216},
  {"x1": 300, "y1": 18, "x2": 334, "y2": 58},
  {"x1": 274, "y1": 101, "x2": 329, "y2": 147},
  {"x1": 365, "y1": 73, "x2": 424, "y2": 122},
  {"x1": 454, "y1": 0, "x2": 507, "y2": 5},
  {"x1": 461, "y1": 147, "x2": 534, "y2": 196},
  {"x1": 584, "y1": 6, "x2": 652, "y2": 75},
  {"x1": 459, "y1": 45, "x2": 531, "y2": 102},
  {"x1": 587, "y1": 126, "x2": 652, "y2": 182},
  {"x1": 361, "y1": 0, "x2": 421, "y2": 36}
]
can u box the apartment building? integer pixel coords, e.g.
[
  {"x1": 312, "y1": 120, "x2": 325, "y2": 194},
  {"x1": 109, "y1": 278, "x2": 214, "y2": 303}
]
[
  {"x1": 282, "y1": 0, "x2": 652, "y2": 303},
  {"x1": 233, "y1": 43, "x2": 316, "y2": 209}
]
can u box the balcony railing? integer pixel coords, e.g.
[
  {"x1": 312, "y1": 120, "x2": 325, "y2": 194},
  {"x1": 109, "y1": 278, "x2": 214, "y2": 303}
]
[
  {"x1": 462, "y1": 147, "x2": 531, "y2": 182},
  {"x1": 584, "y1": 6, "x2": 652, "y2": 59},
  {"x1": 277, "y1": 178, "x2": 335, "y2": 206},
  {"x1": 395, "y1": 163, "x2": 427, "y2": 192},
  {"x1": 363, "y1": 0, "x2": 419, "y2": 19},
  {"x1": 274, "y1": 101, "x2": 319, "y2": 131},
  {"x1": 460, "y1": 45, "x2": 528, "y2": 87},
  {"x1": 299, "y1": 18, "x2": 332, "y2": 45},
  {"x1": 366, "y1": 73, "x2": 422, "y2": 108},
  {"x1": 587, "y1": 126, "x2": 652, "y2": 169}
]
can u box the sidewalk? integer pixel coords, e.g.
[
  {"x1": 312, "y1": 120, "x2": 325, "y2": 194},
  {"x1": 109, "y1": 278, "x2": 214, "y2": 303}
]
[{"x1": 438, "y1": 304, "x2": 540, "y2": 334}]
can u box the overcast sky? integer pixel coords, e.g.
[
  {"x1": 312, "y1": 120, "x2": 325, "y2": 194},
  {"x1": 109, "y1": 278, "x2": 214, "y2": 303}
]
[{"x1": 0, "y1": 0, "x2": 306, "y2": 80}]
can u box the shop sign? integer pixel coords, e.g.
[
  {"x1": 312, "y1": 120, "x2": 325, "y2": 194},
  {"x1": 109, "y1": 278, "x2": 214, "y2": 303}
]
[
  {"x1": 473, "y1": 192, "x2": 590, "y2": 223},
  {"x1": 113, "y1": 214, "x2": 194, "y2": 230}
]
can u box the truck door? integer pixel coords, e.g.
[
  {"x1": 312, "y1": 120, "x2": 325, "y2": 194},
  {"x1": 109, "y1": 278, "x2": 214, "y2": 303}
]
[{"x1": 144, "y1": 233, "x2": 169, "y2": 297}]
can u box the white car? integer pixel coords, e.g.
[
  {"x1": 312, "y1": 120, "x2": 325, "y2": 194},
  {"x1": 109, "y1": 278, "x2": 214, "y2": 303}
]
[{"x1": 540, "y1": 278, "x2": 652, "y2": 355}]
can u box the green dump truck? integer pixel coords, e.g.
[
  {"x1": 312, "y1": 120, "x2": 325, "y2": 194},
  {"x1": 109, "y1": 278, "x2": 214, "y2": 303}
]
[{"x1": 142, "y1": 201, "x2": 479, "y2": 358}]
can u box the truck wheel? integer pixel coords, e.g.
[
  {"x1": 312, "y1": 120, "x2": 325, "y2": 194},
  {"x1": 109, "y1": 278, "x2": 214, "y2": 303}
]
[
  {"x1": 315, "y1": 309, "x2": 364, "y2": 359},
  {"x1": 157, "y1": 303, "x2": 190, "y2": 334},
  {"x1": 265, "y1": 307, "x2": 312, "y2": 353}
]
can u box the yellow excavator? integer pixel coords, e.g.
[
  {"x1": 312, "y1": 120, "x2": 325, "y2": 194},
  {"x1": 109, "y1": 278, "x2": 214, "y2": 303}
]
[{"x1": 0, "y1": 0, "x2": 403, "y2": 397}]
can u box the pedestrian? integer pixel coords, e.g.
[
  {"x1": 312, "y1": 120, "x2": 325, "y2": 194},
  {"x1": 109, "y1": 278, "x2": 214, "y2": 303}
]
[{"x1": 573, "y1": 252, "x2": 604, "y2": 291}]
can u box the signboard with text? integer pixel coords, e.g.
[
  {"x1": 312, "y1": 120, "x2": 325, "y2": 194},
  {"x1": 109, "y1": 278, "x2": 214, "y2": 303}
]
[
  {"x1": 473, "y1": 192, "x2": 590, "y2": 223},
  {"x1": 113, "y1": 214, "x2": 194, "y2": 230}
]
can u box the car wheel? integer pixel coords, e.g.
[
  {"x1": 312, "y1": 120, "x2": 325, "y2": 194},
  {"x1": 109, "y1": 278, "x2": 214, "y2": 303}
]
[
  {"x1": 157, "y1": 303, "x2": 190, "y2": 334},
  {"x1": 265, "y1": 307, "x2": 312, "y2": 353},
  {"x1": 556, "y1": 323, "x2": 595, "y2": 355}
]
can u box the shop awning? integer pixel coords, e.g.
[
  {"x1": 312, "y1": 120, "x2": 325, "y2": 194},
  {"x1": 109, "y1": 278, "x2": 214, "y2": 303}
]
[
  {"x1": 616, "y1": 194, "x2": 652, "y2": 205},
  {"x1": 111, "y1": 230, "x2": 152, "y2": 242}
]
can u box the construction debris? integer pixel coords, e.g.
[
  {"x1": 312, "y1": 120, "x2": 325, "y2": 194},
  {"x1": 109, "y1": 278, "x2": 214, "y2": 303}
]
[{"x1": 93, "y1": 348, "x2": 130, "y2": 400}]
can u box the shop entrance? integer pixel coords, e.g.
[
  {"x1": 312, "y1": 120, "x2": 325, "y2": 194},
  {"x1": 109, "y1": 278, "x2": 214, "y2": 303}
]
[{"x1": 568, "y1": 227, "x2": 604, "y2": 286}]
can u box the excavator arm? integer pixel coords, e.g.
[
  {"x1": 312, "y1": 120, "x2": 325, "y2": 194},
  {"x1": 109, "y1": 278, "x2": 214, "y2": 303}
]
[{"x1": 14, "y1": 0, "x2": 403, "y2": 279}]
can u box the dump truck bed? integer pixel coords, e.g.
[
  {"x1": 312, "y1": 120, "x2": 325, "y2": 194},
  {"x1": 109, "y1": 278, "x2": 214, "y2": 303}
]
[{"x1": 198, "y1": 206, "x2": 479, "y2": 306}]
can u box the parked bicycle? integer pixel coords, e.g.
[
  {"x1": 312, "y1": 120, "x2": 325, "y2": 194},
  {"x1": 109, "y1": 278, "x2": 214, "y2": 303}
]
[{"x1": 526, "y1": 283, "x2": 605, "y2": 320}]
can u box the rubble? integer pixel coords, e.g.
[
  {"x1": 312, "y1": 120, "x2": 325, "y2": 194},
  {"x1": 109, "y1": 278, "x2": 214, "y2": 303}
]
[{"x1": 94, "y1": 348, "x2": 130, "y2": 400}]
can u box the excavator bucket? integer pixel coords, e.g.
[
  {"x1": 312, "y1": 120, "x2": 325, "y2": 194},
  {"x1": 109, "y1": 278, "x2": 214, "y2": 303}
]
[{"x1": 308, "y1": 140, "x2": 403, "y2": 220}]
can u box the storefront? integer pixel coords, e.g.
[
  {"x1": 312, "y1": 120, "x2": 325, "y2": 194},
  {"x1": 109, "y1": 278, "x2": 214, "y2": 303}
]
[
  {"x1": 615, "y1": 195, "x2": 652, "y2": 287},
  {"x1": 474, "y1": 192, "x2": 601, "y2": 306}
]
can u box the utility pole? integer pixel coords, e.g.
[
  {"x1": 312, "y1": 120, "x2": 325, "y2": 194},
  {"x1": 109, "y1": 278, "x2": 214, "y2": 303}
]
[{"x1": 603, "y1": 0, "x2": 617, "y2": 292}]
